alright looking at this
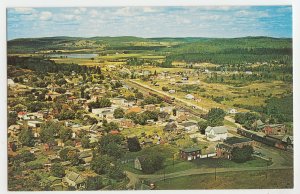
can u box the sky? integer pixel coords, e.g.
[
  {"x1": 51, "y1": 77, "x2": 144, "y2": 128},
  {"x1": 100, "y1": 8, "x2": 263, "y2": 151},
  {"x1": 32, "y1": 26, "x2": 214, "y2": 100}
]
[{"x1": 7, "y1": 6, "x2": 292, "y2": 40}]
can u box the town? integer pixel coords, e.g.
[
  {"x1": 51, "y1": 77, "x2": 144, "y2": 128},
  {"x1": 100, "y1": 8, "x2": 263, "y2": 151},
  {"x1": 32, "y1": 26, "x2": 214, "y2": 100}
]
[{"x1": 7, "y1": 36, "x2": 293, "y2": 190}]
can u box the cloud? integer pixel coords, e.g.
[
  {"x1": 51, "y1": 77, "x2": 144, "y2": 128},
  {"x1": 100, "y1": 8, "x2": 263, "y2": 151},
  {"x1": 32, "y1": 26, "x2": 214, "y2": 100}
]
[
  {"x1": 39, "y1": 11, "x2": 52, "y2": 21},
  {"x1": 13, "y1": 8, "x2": 35, "y2": 15},
  {"x1": 74, "y1": 8, "x2": 87, "y2": 14},
  {"x1": 143, "y1": 7, "x2": 159, "y2": 13},
  {"x1": 89, "y1": 9, "x2": 99, "y2": 18}
]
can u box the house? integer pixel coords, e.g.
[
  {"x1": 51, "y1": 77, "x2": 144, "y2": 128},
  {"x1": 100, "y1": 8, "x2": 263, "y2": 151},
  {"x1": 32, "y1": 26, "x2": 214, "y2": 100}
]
[
  {"x1": 119, "y1": 118, "x2": 135, "y2": 128},
  {"x1": 227, "y1": 108, "x2": 238, "y2": 114},
  {"x1": 63, "y1": 171, "x2": 86, "y2": 189},
  {"x1": 28, "y1": 120, "x2": 43, "y2": 128},
  {"x1": 185, "y1": 94, "x2": 194, "y2": 100},
  {"x1": 144, "y1": 104, "x2": 156, "y2": 111},
  {"x1": 142, "y1": 138, "x2": 153, "y2": 146},
  {"x1": 205, "y1": 126, "x2": 228, "y2": 141},
  {"x1": 111, "y1": 98, "x2": 127, "y2": 106},
  {"x1": 164, "y1": 121, "x2": 177, "y2": 132},
  {"x1": 169, "y1": 90, "x2": 176, "y2": 94},
  {"x1": 180, "y1": 147, "x2": 201, "y2": 161},
  {"x1": 216, "y1": 137, "x2": 255, "y2": 160},
  {"x1": 41, "y1": 176, "x2": 63, "y2": 190},
  {"x1": 263, "y1": 124, "x2": 287, "y2": 135},
  {"x1": 134, "y1": 156, "x2": 146, "y2": 170},
  {"x1": 252, "y1": 119, "x2": 265, "y2": 130},
  {"x1": 30, "y1": 147, "x2": 41, "y2": 154},
  {"x1": 8, "y1": 79, "x2": 15, "y2": 86},
  {"x1": 180, "y1": 121, "x2": 198, "y2": 133},
  {"x1": 78, "y1": 150, "x2": 93, "y2": 164},
  {"x1": 281, "y1": 135, "x2": 293, "y2": 148},
  {"x1": 126, "y1": 106, "x2": 142, "y2": 114}
]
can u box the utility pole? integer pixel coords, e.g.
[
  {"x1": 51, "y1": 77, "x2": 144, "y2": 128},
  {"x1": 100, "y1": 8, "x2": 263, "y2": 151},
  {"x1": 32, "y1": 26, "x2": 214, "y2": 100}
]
[
  {"x1": 173, "y1": 154, "x2": 175, "y2": 167},
  {"x1": 214, "y1": 167, "x2": 216, "y2": 181}
]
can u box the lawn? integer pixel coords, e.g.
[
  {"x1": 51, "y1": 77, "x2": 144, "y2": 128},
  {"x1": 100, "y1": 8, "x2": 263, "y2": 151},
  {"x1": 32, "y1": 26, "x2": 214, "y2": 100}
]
[
  {"x1": 155, "y1": 168, "x2": 293, "y2": 189},
  {"x1": 121, "y1": 125, "x2": 164, "y2": 139}
]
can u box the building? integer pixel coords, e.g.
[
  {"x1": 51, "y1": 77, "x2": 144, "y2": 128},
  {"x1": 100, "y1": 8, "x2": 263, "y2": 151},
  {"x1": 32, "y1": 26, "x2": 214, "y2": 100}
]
[
  {"x1": 180, "y1": 147, "x2": 201, "y2": 161},
  {"x1": 144, "y1": 104, "x2": 156, "y2": 111},
  {"x1": 216, "y1": 137, "x2": 255, "y2": 159},
  {"x1": 227, "y1": 108, "x2": 238, "y2": 114},
  {"x1": 252, "y1": 119, "x2": 265, "y2": 130},
  {"x1": 63, "y1": 171, "x2": 86, "y2": 189},
  {"x1": 119, "y1": 118, "x2": 135, "y2": 128},
  {"x1": 180, "y1": 121, "x2": 198, "y2": 133},
  {"x1": 185, "y1": 94, "x2": 194, "y2": 100},
  {"x1": 205, "y1": 126, "x2": 228, "y2": 141},
  {"x1": 28, "y1": 120, "x2": 43, "y2": 128},
  {"x1": 126, "y1": 106, "x2": 142, "y2": 114},
  {"x1": 263, "y1": 124, "x2": 287, "y2": 135},
  {"x1": 134, "y1": 156, "x2": 146, "y2": 170},
  {"x1": 164, "y1": 121, "x2": 177, "y2": 132}
]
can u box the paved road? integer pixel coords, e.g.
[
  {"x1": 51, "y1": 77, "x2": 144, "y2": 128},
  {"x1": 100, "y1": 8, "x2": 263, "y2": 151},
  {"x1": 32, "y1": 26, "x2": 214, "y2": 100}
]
[{"x1": 125, "y1": 171, "x2": 140, "y2": 189}]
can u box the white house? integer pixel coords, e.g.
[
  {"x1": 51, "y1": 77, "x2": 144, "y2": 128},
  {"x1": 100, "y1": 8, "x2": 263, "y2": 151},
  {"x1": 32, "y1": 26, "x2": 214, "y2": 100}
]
[
  {"x1": 169, "y1": 89, "x2": 176, "y2": 94},
  {"x1": 8, "y1": 79, "x2": 15, "y2": 87},
  {"x1": 185, "y1": 94, "x2": 195, "y2": 100},
  {"x1": 227, "y1": 108, "x2": 238, "y2": 114},
  {"x1": 180, "y1": 121, "x2": 199, "y2": 133},
  {"x1": 28, "y1": 120, "x2": 43, "y2": 128},
  {"x1": 205, "y1": 126, "x2": 228, "y2": 141}
]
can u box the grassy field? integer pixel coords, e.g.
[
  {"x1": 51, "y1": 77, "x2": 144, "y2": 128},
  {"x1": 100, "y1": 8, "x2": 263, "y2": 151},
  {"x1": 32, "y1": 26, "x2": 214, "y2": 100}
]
[
  {"x1": 136, "y1": 67, "x2": 292, "y2": 113},
  {"x1": 124, "y1": 155, "x2": 271, "y2": 175},
  {"x1": 155, "y1": 168, "x2": 293, "y2": 189}
]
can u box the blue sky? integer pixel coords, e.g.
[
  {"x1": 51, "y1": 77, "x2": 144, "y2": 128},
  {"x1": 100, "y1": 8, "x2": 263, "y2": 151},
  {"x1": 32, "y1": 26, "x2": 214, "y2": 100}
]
[{"x1": 7, "y1": 6, "x2": 292, "y2": 40}]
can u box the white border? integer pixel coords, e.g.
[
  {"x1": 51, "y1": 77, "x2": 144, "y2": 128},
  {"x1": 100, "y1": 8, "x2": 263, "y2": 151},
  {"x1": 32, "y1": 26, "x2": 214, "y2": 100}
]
[{"x1": 0, "y1": 1, "x2": 299, "y2": 194}]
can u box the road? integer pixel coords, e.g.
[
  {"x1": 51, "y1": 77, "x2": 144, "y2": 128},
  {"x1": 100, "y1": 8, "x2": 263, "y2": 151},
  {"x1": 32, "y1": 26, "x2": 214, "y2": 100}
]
[
  {"x1": 123, "y1": 79, "x2": 293, "y2": 188},
  {"x1": 126, "y1": 165, "x2": 292, "y2": 187},
  {"x1": 127, "y1": 79, "x2": 242, "y2": 125}
]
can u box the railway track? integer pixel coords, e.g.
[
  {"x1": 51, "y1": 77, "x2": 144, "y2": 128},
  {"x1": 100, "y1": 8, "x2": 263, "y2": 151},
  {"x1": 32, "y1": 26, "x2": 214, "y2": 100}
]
[{"x1": 123, "y1": 79, "x2": 205, "y2": 118}]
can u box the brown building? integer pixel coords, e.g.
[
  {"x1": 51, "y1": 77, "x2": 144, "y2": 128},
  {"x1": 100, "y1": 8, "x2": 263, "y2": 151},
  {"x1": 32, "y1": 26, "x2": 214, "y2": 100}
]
[
  {"x1": 263, "y1": 124, "x2": 287, "y2": 135},
  {"x1": 216, "y1": 137, "x2": 255, "y2": 160},
  {"x1": 180, "y1": 147, "x2": 201, "y2": 161}
]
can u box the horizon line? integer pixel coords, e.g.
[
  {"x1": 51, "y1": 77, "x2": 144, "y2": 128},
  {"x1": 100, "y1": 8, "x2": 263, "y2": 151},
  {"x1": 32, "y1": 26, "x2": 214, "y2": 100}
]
[{"x1": 7, "y1": 35, "x2": 293, "y2": 41}]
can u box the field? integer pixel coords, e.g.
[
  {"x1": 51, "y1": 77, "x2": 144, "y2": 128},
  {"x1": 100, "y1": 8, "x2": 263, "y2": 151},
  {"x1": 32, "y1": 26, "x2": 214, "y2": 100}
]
[{"x1": 155, "y1": 169, "x2": 293, "y2": 189}]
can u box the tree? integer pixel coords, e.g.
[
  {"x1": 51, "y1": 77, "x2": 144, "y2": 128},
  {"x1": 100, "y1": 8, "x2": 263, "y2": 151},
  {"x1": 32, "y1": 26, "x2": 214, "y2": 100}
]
[
  {"x1": 59, "y1": 147, "x2": 71, "y2": 161},
  {"x1": 206, "y1": 108, "x2": 226, "y2": 126},
  {"x1": 19, "y1": 128, "x2": 35, "y2": 147},
  {"x1": 59, "y1": 127, "x2": 72, "y2": 142},
  {"x1": 56, "y1": 109, "x2": 76, "y2": 120},
  {"x1": 81, "y1": 136, "x2": 90, "y2": 149},
  {"x1": 98, "y1": 134, "x2": 124, "y2": 159},
  {"x1": 91, "y1": 155, "x2": 112, "y2": 174},
  {"x1": 51, "y1": 163, "x2": 65, "y2": 178},
  {"x1": 197, "y1": 120, "x2": 208, "y2": 134},
  {"x1": 40, "y1": 121, "x2": 62, "y2": 143},
  {"x1": 86, "y1": 176, "x2": 104, "y2": 190},
  {"x1": 107, "y1": 162, "x2": 125, "y2": 180},
  {"x1": 88, "y1": 98, "x2": 111, "y2": 110},
  {"x1": 8, "y1": 112, "x2": 17, "y2": 126},
  {"x1": 113, "y1": 108, "x2": 125, "y2": 119},
  {"x1": 127, "y1": 136, "x2": 141, "y2": 152},
  {"x1": 162, "y1": 86, "x2": 169, "y2": 91},
  {"x1": 135, "y1": 92, "x2": 144, "y2": 99},
  {"x1": 103, "y1": 122, "x2": 119, "y2": 133},
  {"x1": 140, "y1": 153, "x2": 165, "y2": 174},
  {"x1": 231, "y1": 145, "x2": 254, "y2": 163}
]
